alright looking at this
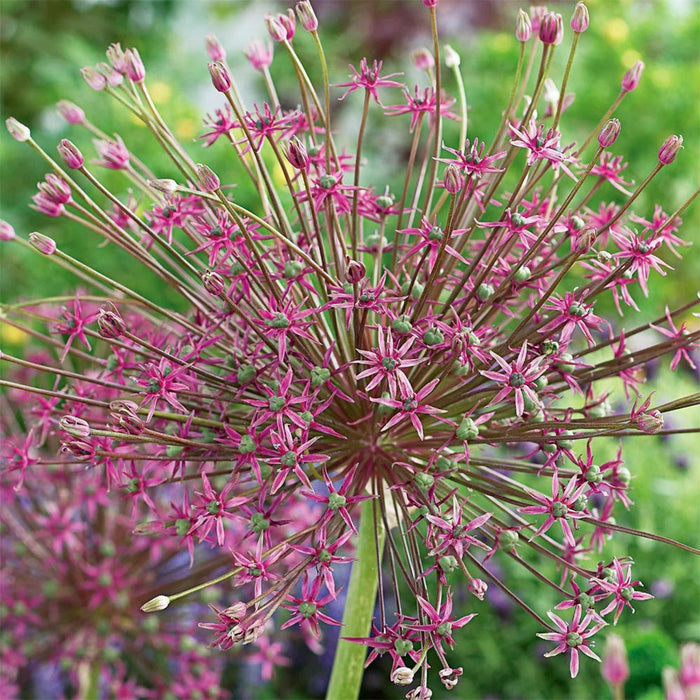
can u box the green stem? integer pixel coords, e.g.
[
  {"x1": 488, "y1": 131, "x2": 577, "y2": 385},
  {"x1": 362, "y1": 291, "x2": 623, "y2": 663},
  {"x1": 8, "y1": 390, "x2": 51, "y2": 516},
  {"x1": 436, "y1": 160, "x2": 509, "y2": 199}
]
[{"x1": 326, "y1": 500, "x2": 385, "y2": 700}]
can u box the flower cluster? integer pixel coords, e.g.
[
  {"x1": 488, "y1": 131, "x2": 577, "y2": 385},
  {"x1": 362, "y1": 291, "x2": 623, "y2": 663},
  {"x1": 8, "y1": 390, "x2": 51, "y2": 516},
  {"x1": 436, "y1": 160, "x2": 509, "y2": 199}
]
[{"x1": 2, "y1": 0, "x2": 698, "y2": 695}]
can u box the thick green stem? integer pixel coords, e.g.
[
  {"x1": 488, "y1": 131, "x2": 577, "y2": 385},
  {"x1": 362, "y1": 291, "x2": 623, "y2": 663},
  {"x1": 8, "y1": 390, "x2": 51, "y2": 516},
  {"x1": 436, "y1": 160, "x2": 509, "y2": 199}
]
[{"x1": 326, "y1": 500, "x2": 385, "y2": 700}]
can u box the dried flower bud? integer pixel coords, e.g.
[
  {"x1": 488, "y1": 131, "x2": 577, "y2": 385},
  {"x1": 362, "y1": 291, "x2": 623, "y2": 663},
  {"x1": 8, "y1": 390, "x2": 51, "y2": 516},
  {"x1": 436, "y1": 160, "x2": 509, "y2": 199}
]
[
  {"x1": 141, "y1": 595, "x2": 171, "y2": 613},
  {"x1": 208, "y1": 61, "x2": 232, "y2": 93},
  {"x1": 205, "y1": 34, "x2": 226, "y2": 62},
  {"x1": 57, "y1": 139, "x2": 84, "y2": 169},
  {"x1": 29, "y1": 232, "x2": 56, "y2": 255},
  {"x1": 202, "y1": 270, "x2": 226, "y2": 296},
  {"x1": 570, "y1": 2, "x2": 589, "y2": 33},
  {"x1": 5, "y1": 117, "x2": 30, "y2": 142},
  {"x1": 621, "y1": 60, "x2": 644, "y2": 92},
  {"x1": 124, "y1": 48, "x2": 145, "y2": 82},
  {"x1": 196, "y1": 163, "x2": 221, "y2": 192},
  {"x1": 265, "y1": 14, "x2": 287, "y2": 42},
  {"x1": 658, "y1": 135, "x2": 683, "y2": 165},
  {"x1": 59, "y1": 416, "x2": 91, "y2": 438},
  {"x1": 516, "y1": 9, "x2": 532, "y2": 42},
  {"x1": 148, "y1": 178, "x2": 178, "y2": 195},
  {"x1": 391, "y1": 667, "x2": 415, "y2": 685},
  {"x1": 598, "y1": 118, "x2": 621, "y2": 148},
  {"x1": 97, "y1": 306, "x2": 126, "y2": 339},
  {"x1": 601, "y1": 634, "x2": 629, "y2": 686},
  {"x1": 81, "y1": 66, "x2": 107, "y2": 91},
  {"x1": 539, "y1": 12, "x2": 563, "y2": 45},
  {"x1": 296, "y1": 1, "x2": 318, "y2": 32},
  {"x1": 443, "y1": 44, "x2": 461, "y2": 68},
  {"x1": 0, "y1": 220, "x2": 16, "y2": 241},
  {"x1": 56, "y1": 100, "x2": 85, "y2": 125},
  {"x1": 285, "y1": 137, "x2": 309, "y2": 170},
  {"x1": 223, "y1": 602, "x2": 247, "y2": 620},
  {"x1": 411, "y1": 47, "x2": 434, "y2": 71},
  {"x1": 443, "y1": 163, "x2": 464, "y2": 194},
  {"x1": 345, "y1": 259, "x2": 366, "y2": 283}
]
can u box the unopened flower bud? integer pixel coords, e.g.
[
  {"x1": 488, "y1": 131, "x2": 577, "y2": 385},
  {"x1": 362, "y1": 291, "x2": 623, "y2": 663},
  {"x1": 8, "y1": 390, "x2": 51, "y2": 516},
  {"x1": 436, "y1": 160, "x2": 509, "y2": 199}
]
[
  {"x1": 539, "y1": 12, "x2": 563, "y2": 45},
  {"x1": 516, "y1": 9, "x2": 532, "y2": 42},
  {"x1": 285, "y1": 137, "x2": 309, "y2": 170},
  {"x1": 636, "y1": 408, "x2": 664, "y2": 434},
  {"x1": 439, "y1": 667, "x2": 463, "y2": 690},
  {"x1": 663, "y1": 668, "x2": 684, "y2": 700},
  {"x1": 443, "y1": 163, "x2": 464, "y2": 194},
  {"x1": 265, "y1": 14, "x2": 287, "y2": 42},
  {"x1": 62, "y1": 438, "x2": 94, "y2": 459},
  {"x1": 279, "y1": 9, "x2": 296, "y2": 39},
  {"x1": 601, "y1": 634, "x2": 629, "y2": 686},
  {"x1": 29, "y1": 232, "x2": 56, "y2": 255},
  {"x1": 223, "y1": 602, "x2": 247, "y2": 620},
  {"x1": 296, "y1": 1, "x2": 318, "y2": 32},
  {"x1": 205, "y1": 34, "x2": 226, "y2": 62},
  {"x1": 202, "y1": 270, "x2": 226, "y2": 296},
  {"x1": 443, "y1": 44, "x2": 461, "y2": 68},
  {"x1": 423, "y1": 0, "x2": 439, "y2": 7},
  {"x1": 529, "y1": 6, "x2": 547, "y2": 33},
  {"x1": 106, "y1": 43, "x2": 128, "y2": 73},
  {"x1": 97, "y1": 306, "x2": 126, "y2": 339},
  {"x1": 96, "y1": 62, "x2": 123, "y2": 88},
  {"x1": 578, "y1": 226, "x2": 598, "y2": 252},
  {"x1": 469, "y1": 578, "x2": 488, "y2": 600},
  {"x1": 570, "y1": 2, "x2": 589, "y2": 33},
  {"x1": 621, "y1": 61, "x2": 644, "y2": 92},
  {"x1": 245, "y1": 40, "x2": 274, "y2": 71},
  {"x1": 81, "y1": 66, "x2": 107, "y2": 91},
  {"x1": 148, "y1": 178, "x2": 178, "y2": 195},
  {"x1": 406, "y1": 687, "x2": 433, "y2": 700},
  {"x1": 141, "y1": 595, "x2": 170, "y2": 613},
  {"x1": 411, "y1": 47, "x2": 434, "y2": 71},
  {"x1": 679, "y1": 642, "x2": 700, "y2": 689},
  {"x1": 196, "y1": 163, "x2": 221, "y2": 192},
  {"x1": 209, "y1": 61, "x2": 232, "y2": 93},
  {"x1": 391, "y1": 667, "x2": 415, "y2": 686},
  {"x1": 124, "y1": 48, "x2": 145, "y2": 82},
  {"x1": 345, "y1": 259, "x2": 366, "y2": 283},
  {"x1": 658, "y1": 135, "x2": 683, "y2": 165},
  {"x1": 5, "y1": 117, "x2": 30, "y2": 142},
  {"x1": 0, "y1": 220, "x2": 16, "y2": 241},
  {"x1": 598, "y1": 118, "x2": 621, "y2": 148},
  {"x1": 456, "y1": 416, "x2": 479, "y2": 441},
  {"x1": 56, "y1": 100, "x2": 85, "y2": 125},
  {"x1": 57, "y1": 139, "x2": 84, "y2": 169},
  {"x1": 59, "y1": 415, "x2": 91, "y2": 438}
]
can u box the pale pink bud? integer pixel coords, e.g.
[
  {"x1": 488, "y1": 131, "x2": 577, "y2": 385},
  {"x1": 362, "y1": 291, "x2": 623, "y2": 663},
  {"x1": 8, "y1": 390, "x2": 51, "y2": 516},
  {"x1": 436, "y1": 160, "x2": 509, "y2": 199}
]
[
  {"x1": 29, "y1": 232, "x2": 56, "y2": 255},
  {"x1": 406, "y1": 687, "x2": 433, "y2": 700},
  {"x1": 411, "y1": 48, "x2": 435, "y2": 71},
  {"x1": 570, "y1": 2, "x2": 589, "y2": 33},
  {"x1": 94, "y1": 136, "x2": 130, "y2": 170},
  {"x1": 469, "y1": 578, "x2": 488, "y2": 600},
  {"x1": 222, "y1": 602, "x2": 247, "y2": 620},
  {"x1": 663, "y1": 668, "x2": 685, "y2": 700},
  {"x1": 56, "y1": 100, "x2": 85, "y2": 125},
  {"x1": 443, "y1": 44, "x2": 461, "y2": 68},
  {"x1": 81, "y1": 66, "x2": 107, "y2": 91},
  {"x1": 205, "y1": 34, "x2": 226, "y2": 62},
  {"x1": 58, "y1": 139, "x2": 84, "y2": 169},
  {"x1": 443, "y1": 163, "x2": 464, "y2": 194},
  {"x1": 208, "y1": 61, "x2": 232, "y2": 93},
  {"x1": 296, "y1": 1, "x2": 318, "y2": 32},
  {"x1": 245, "y1": 40, "x2": 273, "y2": 71},
  {"x1": 61, "y1": 438, "x2": 95, "y2": 459},
  {"x1": 439, "y1": 667, "x2": 463, "y2": 691},
  {"x1": 106, "y1": 43, "x2": 128, "y2": 74},
  {"x1": 636, "y1": 408, "x2": 664, "y2": 433},
  {"x1": 6, "y1": 117, "x2": 30, "y2": 142},
  {"x1": 148, "y1": 178, "x2": 179, "y2": 195},
  {"x1": 97, "y1": 306, "x2": 126, "y2": 339},
  {"x1": 598, "y1": 118, "x2": 621, "y2": 148},
  {"x1": 658, "y1": 135, "x2": 683, "y2": 165},
  {"x1": 516, "y1": 9, "x2": 532, "y2": 42},
  {"x1": 601, "y1": 634, "x2": 629, "y2": 686},
  {"x1": 278, "y1": 9, "x2": 296, "y2": 40},
  {"x1": 196, "y1": 163, "x2": 221, "y2": 192},
  {"x1": 285, "y1": 137, "x2": 309, "y2": 170},
  {"x1": 265, "y1": 14, "x2": 287, "y2": 42},
  {"x1": 621, "y1": 61, "x2": 644, "y2": 92},
  {"x1": 124, "y1": 48, "x2": 146, "y2": 82},
  {"x1": 96, "y1": 62, "x2": 123, "y2": 88},
  {"x1": 391, "y1": 667, "x2": 414, "y2": 685},
  {"x1": 529, "y1": 6, "x2": 548, "y2": 34},
  {"x1": 0, "y1": 220, "x2": 16, "y2": 241},
  {"x1": 680, "y1": 642, "x2": 700, "y2": 689},
  {"x1": 539, "y1": 12, "x2": 563, "y2": 45},
  {"x1": 141, "y1": 595, "x2": 170, "y2": 613},
  {"x1": 39, "y1": 174, "x2": 72, "y2": 204},
  {"x1": 202, "y1": 270, "x2": 226, "y2": 296},
  {"x1": 59, "y1": 416, "x2": 91, "y2": 438}
]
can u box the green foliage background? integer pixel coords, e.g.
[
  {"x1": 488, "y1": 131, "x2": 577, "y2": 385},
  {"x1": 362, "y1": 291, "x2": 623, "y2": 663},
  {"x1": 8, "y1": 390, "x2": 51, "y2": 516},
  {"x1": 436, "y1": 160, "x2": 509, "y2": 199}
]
[{"x1": 1, "y1": 1, "x2": 698, "y2": 698}]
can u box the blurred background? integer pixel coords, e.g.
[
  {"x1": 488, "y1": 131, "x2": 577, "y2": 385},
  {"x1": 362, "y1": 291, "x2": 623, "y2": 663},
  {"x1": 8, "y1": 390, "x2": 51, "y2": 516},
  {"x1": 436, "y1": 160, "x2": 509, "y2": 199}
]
[{"x1": 1, "y1": 1, "x2": 698, "y2": 698}]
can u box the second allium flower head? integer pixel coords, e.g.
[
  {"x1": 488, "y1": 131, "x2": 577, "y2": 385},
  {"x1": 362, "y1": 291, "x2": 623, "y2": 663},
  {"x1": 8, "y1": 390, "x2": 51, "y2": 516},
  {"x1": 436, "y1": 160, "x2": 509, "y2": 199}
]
[{"x1": 2, "y1": 0, "x2": 698, "y2": 696}]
